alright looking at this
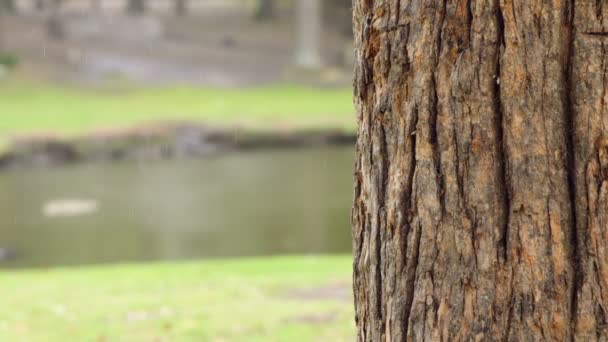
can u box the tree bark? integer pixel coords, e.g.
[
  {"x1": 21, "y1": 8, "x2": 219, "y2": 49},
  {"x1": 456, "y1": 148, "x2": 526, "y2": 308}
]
[{"x1": 352, "y1": 1, "x2": 608, "y2": 340}]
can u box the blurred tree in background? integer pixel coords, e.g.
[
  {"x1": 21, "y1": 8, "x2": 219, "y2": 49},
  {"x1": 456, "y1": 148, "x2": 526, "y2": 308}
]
[
  {"x1": 174, "y1": 0, "x2": 187, "y2": 16},
  {"x1": 0, "y1": 0, "x2": 15, "y2": 13},
  {"x1": 91, "y1": 0, "x2": 101, "y2": 12},
  {"x1": 127, "y1": 0, "x2": 145, "y2": 15},
  {"x1": 326, "y1": 0, "x2": 352, "y2": 37},
  {"x1": 255, "y1": 0, "x2": 275, "y2": 21},
  {"x1": 46, "y1": 0, "x2": 64, "y2": 40}
]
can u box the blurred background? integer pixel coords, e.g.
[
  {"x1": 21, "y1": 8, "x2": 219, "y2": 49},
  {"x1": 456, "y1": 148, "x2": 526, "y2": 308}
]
[{"x1": 0, "y1": 0, "x2": 356, "y2": 340}]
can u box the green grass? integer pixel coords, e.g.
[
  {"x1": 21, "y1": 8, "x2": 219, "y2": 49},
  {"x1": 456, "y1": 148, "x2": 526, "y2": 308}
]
[
  {"x1": 0, "y1": 80, "x2": 355, "y2": 139},
  {"x1": 0, "y1": 256, "x2": 354, "y2": 342}
]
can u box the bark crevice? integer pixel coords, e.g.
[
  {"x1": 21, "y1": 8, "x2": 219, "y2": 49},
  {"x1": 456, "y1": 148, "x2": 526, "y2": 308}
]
[
  {"x1": 495, "y1": 0, "x2": 509, "y2": 262},
  {"x1": 564, "y1": 2, "x2": 582, "y2": 340}
]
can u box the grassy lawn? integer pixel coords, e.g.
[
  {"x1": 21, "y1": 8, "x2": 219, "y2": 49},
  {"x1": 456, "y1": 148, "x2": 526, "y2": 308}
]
[
  {"x1": 0, "y1": 256, "x2": 354, "y2": 341},
  {"x1": 0, "y1": 79, "x2": 355, "y2": 140}
]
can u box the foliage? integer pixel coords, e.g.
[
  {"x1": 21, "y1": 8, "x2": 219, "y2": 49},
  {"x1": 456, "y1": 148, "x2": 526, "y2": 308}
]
[{"x1": 0, "y1": 54, "x2": 18, "y2": 70}]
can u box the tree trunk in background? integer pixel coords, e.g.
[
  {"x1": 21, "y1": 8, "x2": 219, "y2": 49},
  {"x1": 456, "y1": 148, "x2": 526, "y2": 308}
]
[
  {"x1": 0, "y1": 8, "x2": 3, "y2": 53},
  {"x1": 127, "y1": 0, "x2": 145, "y2": 15},
  {"x1": 255, "y1": 0, "x2": 274, "y2": 21},
  {"x1": 174, "y1": 0, "x2": 187, "y2": 16},
  {"x1": 35, "y1": 0, "x2": 45, "y2": 11},
  {"x1": 0, "y1": 0, "x2": 15, "y2": 13},
  {"x1": 294, "y1": 0, "x2": 322, "y2": 69},
  {"x1": 46, "y1": 0, "x2": 63, "y2": 39},
  {"x1": 326, "y1": 0, "x2": 352, "y2": 38},
  {"x1": 91, "y1": 0, "x2": 101, "y2": 13},
  {"x1": 352, "y1": 1, "x2": 608, "y2": 340}
]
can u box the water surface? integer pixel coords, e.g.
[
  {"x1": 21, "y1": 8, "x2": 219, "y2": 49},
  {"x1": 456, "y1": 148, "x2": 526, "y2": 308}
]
[{"x1": 0, "y1": 147, "x2": 354, "y2": 268}]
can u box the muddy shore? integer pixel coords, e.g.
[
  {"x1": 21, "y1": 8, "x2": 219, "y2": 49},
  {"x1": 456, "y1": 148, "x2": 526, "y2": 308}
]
[{"x1": 0, "y1": 123, "x2": 355, "y2": 170}]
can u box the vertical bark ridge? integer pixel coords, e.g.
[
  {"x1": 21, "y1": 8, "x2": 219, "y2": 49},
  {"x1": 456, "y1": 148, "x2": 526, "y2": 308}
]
[{"x1": 571, "y1": 1, "x2": 608, "y2": 340}]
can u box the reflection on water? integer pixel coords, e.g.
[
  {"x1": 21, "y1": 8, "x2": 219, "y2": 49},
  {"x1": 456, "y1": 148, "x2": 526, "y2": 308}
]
[{"x1": 0, "y1": 147, "x2": 354, "y2": 268}]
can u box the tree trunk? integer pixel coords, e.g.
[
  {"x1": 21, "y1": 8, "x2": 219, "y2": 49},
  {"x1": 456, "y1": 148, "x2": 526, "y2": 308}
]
[
  {"x1": 91, "y1": 0, "x2": 101, "y2": 13},
  {"x1": 294, "y1": 0, "x2": 322, "y2": 69},
  {"x1": 35, "y1": 0, "x2": 45, "y2": 11},
  {"x1": 174, "y1": 0, "x2": 187, "y2": 16},
  {"x1": 352, "y1": 1, "x2": 608, "y2": 341},
  {"x1": 46, "y1": 0, "x2": 64, "y2": 40},
  {"x1": 127, "y1": 0, "x2": 145, "y2": 15},
  {"x1": 0, "y1": 0, "x2": 15, "y2": 13},
  {"x1": 255, "y1": 0, "x2": 274, "y2": 21},
  {"x1": 326, "y1": 0, "x2": 352, "y2": 38}
]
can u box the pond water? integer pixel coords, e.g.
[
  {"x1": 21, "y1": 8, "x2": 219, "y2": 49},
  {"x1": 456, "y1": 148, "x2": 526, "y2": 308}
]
[{"x1": 0, "y1": 147, "x2": 354, "y2": 269}]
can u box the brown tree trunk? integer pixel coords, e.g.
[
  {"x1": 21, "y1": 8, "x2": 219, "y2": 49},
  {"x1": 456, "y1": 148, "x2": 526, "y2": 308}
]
[{"x1": 352, "y1": 1, "x2": 608, "y2": 340}]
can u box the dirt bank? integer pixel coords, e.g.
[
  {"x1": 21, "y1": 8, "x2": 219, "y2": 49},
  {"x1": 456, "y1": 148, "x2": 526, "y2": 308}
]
[{"x1": 0, "y1": 122, "x2": 355, "y2": 170}]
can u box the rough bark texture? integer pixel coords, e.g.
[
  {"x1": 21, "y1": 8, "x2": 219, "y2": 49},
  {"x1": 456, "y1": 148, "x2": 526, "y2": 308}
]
[{"x1": 352, "y1": 0, "x2": 608, "y2": 340}]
